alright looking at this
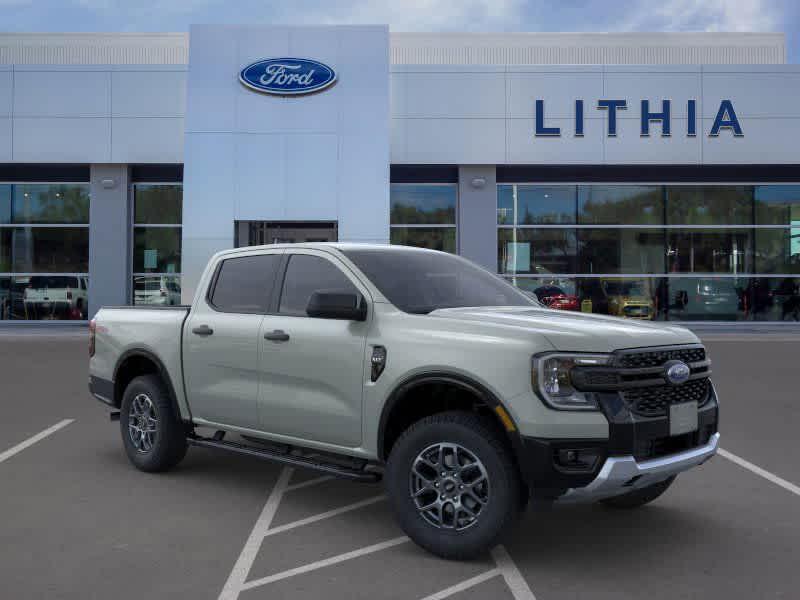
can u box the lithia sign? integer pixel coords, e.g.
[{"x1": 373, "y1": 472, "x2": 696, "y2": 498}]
[{"x1": 535, "y1": 99, "x2": 743, "y2": 138}]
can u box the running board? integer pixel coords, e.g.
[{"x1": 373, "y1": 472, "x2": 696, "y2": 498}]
[{"x1": 187, "y1": 435, "x2": 381, "y2": 483}]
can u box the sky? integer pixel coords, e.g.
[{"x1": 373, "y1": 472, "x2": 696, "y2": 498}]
[{"x1": 0, "y1": 0, "x2": 797, "y2": 62}]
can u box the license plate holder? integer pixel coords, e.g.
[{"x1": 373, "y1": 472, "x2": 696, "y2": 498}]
[{"x1": 669, "y1": 400, "x2": 698, "y2": 436}]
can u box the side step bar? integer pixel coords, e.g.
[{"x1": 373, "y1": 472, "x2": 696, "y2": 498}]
[{"x1": 187, "y1": 435, "x2": 381, "y2": 483}]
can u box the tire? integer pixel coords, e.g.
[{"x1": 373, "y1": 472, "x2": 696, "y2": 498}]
[
  {"x1": 120, "y1": 374, "x2": 188, "y2": 472},
  {"x1": 600, "y1": 475, "x2": 676, "y2": 509},
  {"x1": 385, "y1": 411, "x2": 522, "y2": 560}
]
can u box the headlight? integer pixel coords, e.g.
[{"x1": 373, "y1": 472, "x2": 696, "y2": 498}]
[{"x1": 532, "y1": 353, "x2": 611, "y2": 411}]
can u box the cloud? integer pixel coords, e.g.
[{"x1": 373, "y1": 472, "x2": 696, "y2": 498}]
[
  {"x1": 621, "y1": 0, "x2": 780, "y2": 32},
  {"x1": 282, "y1": 0, "x2": 524, "y2": 31}
]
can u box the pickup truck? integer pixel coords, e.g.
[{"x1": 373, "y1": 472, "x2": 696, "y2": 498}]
[{"x1": 89, "y1": 243, "x2": 719, "y2": 559}]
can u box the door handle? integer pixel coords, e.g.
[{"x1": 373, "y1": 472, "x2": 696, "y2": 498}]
[
  {"x1": 191, "y1": 325, "x2": 214, "y2": 336},
  {"x1": 264, "y1": 330, "x2": 290, "y2": 342}
]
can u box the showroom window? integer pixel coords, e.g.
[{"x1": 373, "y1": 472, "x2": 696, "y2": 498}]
[
  {"x1": 0, "y1": 183, "x2": 90, "y2": 321},
  {"x1": 498, "y1": 184, "x2": 800, "y2": 321},
  {"x1": 132, "y1": 184, "x2": 182, "y2": 306},
  {"x1": 390, "y1": 184, "x2": 457, "y2": 253}
]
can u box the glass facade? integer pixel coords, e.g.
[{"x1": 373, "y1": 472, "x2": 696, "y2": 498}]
[
  {"x1": 390, "y1": 184, "x2": 457, "y2": 253},
  {"x1": 0, "y1": 183, "x2": 90, "y2": 320},
  {"x1": 132, "y1": 184, "x2": 182, "y2": 305},
  {"x1": 498, "y1": 184, "x2": 800, "y2": 321}
]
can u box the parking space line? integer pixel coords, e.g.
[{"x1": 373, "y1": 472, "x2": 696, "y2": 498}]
[
  {"x1": 0, "y1": 419, "x2": 74, "y2": 464},
  {"x1": 239, "y1": 536, "x2": 410, "y2": 591},
  {"x1": 261, "y1": 495, "x2": 386, "y2": 539},
  {"x1": 418, "y1": 569, "x2": 501, "y2": 600},
  {"x1": 719, "y1": 448, "x2": 800, "y2": 497},
  {"x1": 285, "y1": 475, "x2": 335, "y2": 492},
  {"x1": 218, "y1": 466, "x2": 294, "y2": 600},
  {"x1": 491, "y1": 545, "x2": 537, "y2": 600}
]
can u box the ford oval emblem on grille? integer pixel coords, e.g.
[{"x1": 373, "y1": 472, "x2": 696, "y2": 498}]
[
  {"x1": 239, "y1": 58, "x2": 337, "y2": 96},
  {"x1": 664, "y1": 360, "x2": 691, "y2": 385}
]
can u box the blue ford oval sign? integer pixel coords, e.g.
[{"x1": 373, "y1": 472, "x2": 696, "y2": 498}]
[{"x1": 239, "y1": 58, "x2": 337, "y2": 96}]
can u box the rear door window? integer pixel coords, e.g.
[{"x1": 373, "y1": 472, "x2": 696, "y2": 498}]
[{"x1": 209, "y1": 254, "x2": 281, "y2": 313}]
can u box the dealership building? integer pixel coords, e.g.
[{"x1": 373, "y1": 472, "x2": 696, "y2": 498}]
[{"x1": 0, "y1": 27, "x2": 798, "y2": 323}]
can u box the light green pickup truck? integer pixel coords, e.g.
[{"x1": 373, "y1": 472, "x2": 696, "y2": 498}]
[{"x1": 89, "y1": 243, "x2": 719, "y2": 559}]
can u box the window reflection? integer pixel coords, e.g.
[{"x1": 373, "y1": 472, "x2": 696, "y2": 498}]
[
  {"x1": 666, "y1": 229, "x2": 752, "y2": 274},
  {"x1": 498, "y1": 229, "x2": 577, "y2": 274},
  {"x1": 578, "y1": 229, "x2": 664, "y2": 274},
  {"x1": 666, "y1": 186, "x2": 752, "y2": 225},
  {"x1": 390, "y1": 183, "x2": 457, "y2": 253},
  {"x1": 578, "y1": 186, "x2": 662, "y2": 225}
]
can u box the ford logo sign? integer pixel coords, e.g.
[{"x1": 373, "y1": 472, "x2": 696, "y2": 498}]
[
  {"x1": 239, "y1": 58, "x2": 337, "y2": 96},
  {"x1": 664, "y1": 361, "x2": 691, "y2": 385}
]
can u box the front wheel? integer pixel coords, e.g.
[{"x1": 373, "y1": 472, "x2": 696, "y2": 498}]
[
  {"x1": 385, "y1": 411, "x2": 522, "y2": 560},
  {"x1": 600, "y1": 475, "x2": 676, "y2": 509},
  {"x1": 120, "y1": 375, "x2": 187, "y2": 472}
]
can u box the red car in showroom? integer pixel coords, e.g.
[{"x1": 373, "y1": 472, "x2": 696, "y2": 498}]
[{"x1": 531, "y1": 285, "x2": 580, "y2": 311}]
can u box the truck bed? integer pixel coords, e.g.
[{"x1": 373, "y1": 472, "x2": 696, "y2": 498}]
[{"x1": 90, "y1": 305, "x2": 191, "y2": 417}]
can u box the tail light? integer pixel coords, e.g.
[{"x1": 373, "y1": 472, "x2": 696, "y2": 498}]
[{"x1": 89, "y1": 319, "x2": 96, "y2": 357}]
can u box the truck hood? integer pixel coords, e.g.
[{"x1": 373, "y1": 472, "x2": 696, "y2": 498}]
[{"x1": 429, "y1": 306, "x2": 698, "y2": 353}]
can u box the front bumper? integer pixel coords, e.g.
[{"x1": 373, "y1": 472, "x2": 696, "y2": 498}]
[
  {"x1": 516, "y1": 382, "x2": 719, "y2": 499},
  {"x1": 558, "y1": 432, "x2": 719, "y2": 503}
]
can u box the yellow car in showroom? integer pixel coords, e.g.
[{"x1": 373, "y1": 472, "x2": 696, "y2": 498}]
[{"x1": 601, "y1": 278, "x2": 655, "y2": 320}]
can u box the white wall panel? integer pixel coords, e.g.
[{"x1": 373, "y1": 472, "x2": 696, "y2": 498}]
[
  {"x1": 182, "y1": 132, "x2": 235, "y2": 238},
  {"x1": 14, "y1": 70, "x2": 109, "y2": 117},
  {"x1": 13, "y1": 117, "x2": 110, "y2": 162},
  {"x1": 0, "y1": 69, "x2": 11, "y2": 117},
  {"x1": 338, "y1": 133, "x2": 389, "y2": 242},
  {"x1": 286, "y1": 134, "x2": 338, "y2": 220},
  {"x1": 112, "y1": 70, "x2": 185, "y2": 116},
  {"x1": 184, "y1": 26, "x2": 238, "y2": 133},
  {"x1": 405, "y1": 118, "x2": 504, "y2": 164},
  {"x1": 402, "y1": 72, "x2": 505, "y2": 118},
  {"x1": 111, "y1": 117, "x2": 184, "y2": 162},
  {"x1": 0, "y1": 118, "x2": 11, "y2": 160},
  {"x1": 234, "y1": 134, "x2": 285, "y2": 221}
]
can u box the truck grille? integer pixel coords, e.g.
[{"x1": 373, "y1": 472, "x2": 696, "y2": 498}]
[
  {"x1": 622, "y1": 378, "x2": 710, "y2": 417},
  {"x1": 616, "y1": 347, "x2": 706, "y2": 369}
]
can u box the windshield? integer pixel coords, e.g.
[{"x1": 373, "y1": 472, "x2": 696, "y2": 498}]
[{"x1": 342, "y1": 248, "x2": 536, "y2": 314}]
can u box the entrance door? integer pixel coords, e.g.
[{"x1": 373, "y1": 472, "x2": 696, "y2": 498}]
[{"x1": 235, "y1": 221, "x2": 338, "y2": 247}]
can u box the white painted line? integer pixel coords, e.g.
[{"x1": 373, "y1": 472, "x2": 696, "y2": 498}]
[
  {"x1": 0, "y1": 419, "x2": 74, "y2": 464},
  {"x1": 285, "y1": 475, "x2": 335, "y2": 492},
  {"x1": 492, "y1": 545, "x2": 537, "y2": 600},
  {"x1": 240, "y1": 536, "x2": 410, "y2": 591},
  {"x1": 262, "y1": 495, "x2": 386, "y2": 538},
  {"x1": 718, "y1": 448, "x2": 800, "y2": 497},
  {"x1": 218, "y1": 466, "x2": 293, "y2": 600},
  {"x1": 418, "y1": 569, "x2": 500, "y2": 600}
]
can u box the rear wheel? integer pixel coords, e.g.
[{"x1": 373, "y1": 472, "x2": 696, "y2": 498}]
[
  {"x1": 600, "y1": 475, "x2": 676, "y2": 509},
  {"x1": 385, "y1": 411, "x2": 522, "y2": 560},
  {"x1": 120, "y1": 375, "x2": 187, "y2": 472}
]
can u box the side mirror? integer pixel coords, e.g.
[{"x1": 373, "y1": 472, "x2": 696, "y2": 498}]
[{"x1": 306, "y1": 290, "x2": 367, "y2": 321}]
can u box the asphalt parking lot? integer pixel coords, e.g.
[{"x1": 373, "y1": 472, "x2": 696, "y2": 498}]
[{"x1": 1, "y1": 329, "x2": 799, "y2": 599}]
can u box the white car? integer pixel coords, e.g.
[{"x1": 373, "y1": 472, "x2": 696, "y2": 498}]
[{"x1": 133, "y1": 276, "x2": 181, "y2": 306}]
